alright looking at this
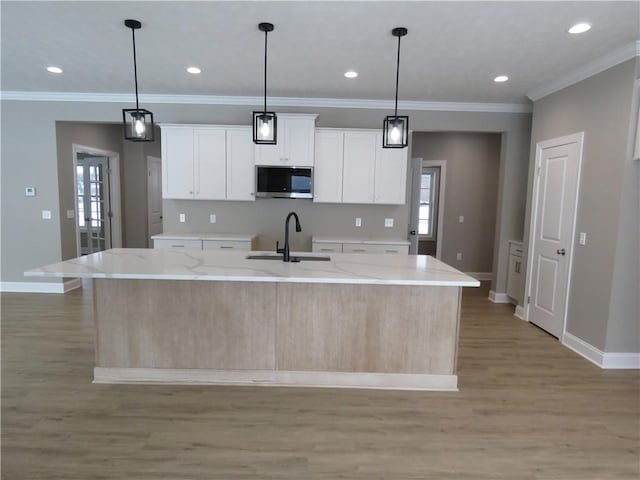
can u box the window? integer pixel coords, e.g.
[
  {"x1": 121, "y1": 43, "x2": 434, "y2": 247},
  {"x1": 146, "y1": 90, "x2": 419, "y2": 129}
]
[{"x1": 419, "y1": 167, "x2": 439, "y2": 238}]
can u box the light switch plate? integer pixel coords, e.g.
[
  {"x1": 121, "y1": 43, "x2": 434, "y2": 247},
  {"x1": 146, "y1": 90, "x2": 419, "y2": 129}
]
[
  {"x1": 42, "y1": 210, "x2": 52, "y2": 220},
  {"x1": 456, "y1": 252, "x2": 462, "y2": 261},
  {"x1": 579, "y1": 232, "x2": 587, "y2": 245},
  {"x1": 179, "y1": 213, "x2": 186, "y2": 223},
  {"x1": 209, "y1": 214, "x2": 217, "y2": 224},
  {"x1": 355, "y1": 217, "x2": 362, "y2": 227},
  {"x1": 66, "y1": 209, "x2": 75, "y2": 219},
  {"x1": 25, "y1": 187, "x2": 36, "y2": 197},
  {"x1": 384, "y1": 218, "x2": 394, "y2": 228},
  {"x1": 459, "y1": 215, "x2": 464, "y2": 223}
]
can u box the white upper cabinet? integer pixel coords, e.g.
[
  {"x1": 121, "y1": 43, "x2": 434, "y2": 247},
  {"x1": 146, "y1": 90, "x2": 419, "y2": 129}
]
[
  {"x1": 254, "y1": 114, "x2": 317, "y2": 166},
  {"x1": 194, "y1": 128, "x2": 226, "y2": 200},
  {"x1": 342, "y1": 131, "x2": 377, "y2": 204},
  {"x1": 162, "y1": 127, "x2": 195, "y2": 199},
  {"x1": 313, "y1": 130, "x2": 344, "y2": 203},
  {"x1": 373, "y1": 133, "x2": 407, "y2": 204},
  {"x1": 161, "y1": 125, "x2": 255, "y2": 201},
  {"x1": 226, "y1": 127, "x2": 255, "y2": 201}
]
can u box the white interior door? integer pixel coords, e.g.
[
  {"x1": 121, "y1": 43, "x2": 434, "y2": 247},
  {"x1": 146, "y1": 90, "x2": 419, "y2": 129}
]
[
  {"x1": 147, "y1": 156, "x2": 163, "y2": 247},
  {"x1": 527, "y1": 133, "x2": 583, "y2": 338}
]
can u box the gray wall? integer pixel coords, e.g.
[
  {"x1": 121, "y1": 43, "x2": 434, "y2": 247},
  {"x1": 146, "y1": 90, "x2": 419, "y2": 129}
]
[
  {"x1": 1, "y1": 100, "x2": 531, "y2": 293},
  {"x1": 411, "y1": 132, "x2": 502, "y2": 273},
  {"x1": 55, "y1": 122, "x2": 123, "y2": 260},
  {"x1": 526, "y1": 59, "x2": 639, "y2": 353}
]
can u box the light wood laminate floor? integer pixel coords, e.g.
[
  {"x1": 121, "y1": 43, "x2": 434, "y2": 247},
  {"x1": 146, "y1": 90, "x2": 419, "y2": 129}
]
[{"x1": 2, "y1": 282, "x2": 639, "y2": 479}]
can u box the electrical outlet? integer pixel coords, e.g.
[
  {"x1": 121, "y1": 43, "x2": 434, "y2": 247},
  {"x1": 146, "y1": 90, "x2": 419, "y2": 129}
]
[
  {"x1": 179, "y1": 213, "x2": 186, "y2": 223},
  {"x1": 209, "y1": 214, "x2": 217, "y2": 224},
  {"x1": 42, "y1": 210, "x2": 52, "y2": 220},
  {"x1": 456, "y1": 252, "x2": 462, "y2": 261},
  {"x1": 459, "y1": 215, "x2": 464, "y2": 223},
  {"x1": 355, "y1": 217, "x2": 362, "y2": 227},
  {"x1": 384, "y1": 218, "x2": 394, "y2": 228},
  {"x1": 25, "y1": 187, "x2": 36, "y2": 197},
  {"x1": 579, "y1": 232, "x2": 587, "y2": 245}
]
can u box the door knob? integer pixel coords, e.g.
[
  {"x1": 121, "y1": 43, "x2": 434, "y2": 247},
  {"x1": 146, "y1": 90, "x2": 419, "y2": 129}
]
[
  {"x1": 409, "y1": 230, "x2": 417, "y2": 235},
  {"x1": 557, "y1": 248, "x2": 566, "y2": 256}
]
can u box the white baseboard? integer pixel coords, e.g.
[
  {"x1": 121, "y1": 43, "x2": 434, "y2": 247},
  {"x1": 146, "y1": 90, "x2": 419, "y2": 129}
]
[
  {"x1": 514, "y1": 305, "x2": 526, "y2": 320},
  {"x1": 488, "y1": 290, "x2": 512, "y2": 304},
  {"x1": 563, "y1": 332, "x2": 640, "y2": 369},
  {"x1": 94, "y1": 367, "x2": 458, "y2": 391},
  {"x1": 0, "y1": 279, "x2": 81, "y2": 294},
  {"x1": 465, "y1": 272, "x2": 492, "y2": 281}
]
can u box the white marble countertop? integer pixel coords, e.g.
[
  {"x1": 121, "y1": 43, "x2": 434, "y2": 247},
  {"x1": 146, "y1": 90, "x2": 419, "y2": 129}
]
[
  {"x1": 312, "y1": 236, "x2": 410, "y2": 246},
  {"x1": 152, "y1": 233, "x2": 256, "y2": 241},
  {"x1": 26, "y1": 248, "x2": 479, "y2": 287}
]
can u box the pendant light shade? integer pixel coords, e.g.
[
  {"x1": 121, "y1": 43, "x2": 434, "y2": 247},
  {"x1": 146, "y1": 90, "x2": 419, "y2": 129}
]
[
  {"x1": 122, "y1": 19, "x2": 154, "y2": 142},
  {"x1": 253, "y1": 22, "x2": 277, "y2": 144},
  {"x1": 383, "y1": 27, "x2": 409, "y2": 149}
]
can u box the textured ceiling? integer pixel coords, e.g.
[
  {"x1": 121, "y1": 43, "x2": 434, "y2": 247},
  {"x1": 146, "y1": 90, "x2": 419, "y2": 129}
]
[{"x1": 1, "y1": 1, "x2": 638, "y2": 104}]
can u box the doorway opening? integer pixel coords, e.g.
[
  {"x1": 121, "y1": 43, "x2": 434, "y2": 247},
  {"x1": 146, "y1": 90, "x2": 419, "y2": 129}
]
[
  {"x1": 409, "y1": 159, "x2": 446, "y2": 258},
  {"x1": 72, "y1": 145, "x2": 122, "y2": 256}
]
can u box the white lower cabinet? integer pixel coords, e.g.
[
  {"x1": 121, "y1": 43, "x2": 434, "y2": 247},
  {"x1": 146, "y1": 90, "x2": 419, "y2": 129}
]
[
  {"x1": 506, "y1": 241, "x2": 524, "y2": 302},
  {"x1": 312, "y1": 238, "x2": 409, "y2": 255},
  {"x1": 311, "y1": 242, "x2": 343, "y2": 253},
  {"x1": 203, "y1": 240, "x2": 252, "y2": 251},
  {"x1": 154, "y1": 239, "x2": 203, "y2": 249},
  {"x1": 154, "y1": 234, "x2": 256, "y2": 251}
]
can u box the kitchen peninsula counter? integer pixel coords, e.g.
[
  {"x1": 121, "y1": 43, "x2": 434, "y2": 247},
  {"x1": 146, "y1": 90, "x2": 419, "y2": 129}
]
[{"x1": 27, "y1": 249, "x2": 479, "y2": 391}]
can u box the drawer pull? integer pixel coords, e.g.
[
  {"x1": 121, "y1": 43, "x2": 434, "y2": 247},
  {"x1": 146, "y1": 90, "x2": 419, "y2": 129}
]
[
  {"x1": 219, "y1": 246, "x2": 234, "y2": 249},
  {"x1": 171, "y1": 245, "x2": 185, "y2": 248},
  {"x1": 320, "y1": 248, "x2": 333, "y2": 252},
  {"x1": 352, "y1": 249, "x2": 366, "y2": 253},
  {"x1": 385, "y1": 250, "x2": 398, "y2": 253}
]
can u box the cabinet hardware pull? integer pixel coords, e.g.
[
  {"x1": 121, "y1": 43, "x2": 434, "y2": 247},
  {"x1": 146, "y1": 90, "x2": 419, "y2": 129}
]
[
  {"x1": 171, "y1": 245, "x2": 184, "y2": 248},
  {"x1": 220, "y1": 246, "x2": 233, "y2": 249}
]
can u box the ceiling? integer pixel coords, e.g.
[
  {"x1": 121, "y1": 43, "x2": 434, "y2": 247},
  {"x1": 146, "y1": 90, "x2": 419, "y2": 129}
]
[{"x1": 1, "y1": 1, "x2": 638, "y2": 105}]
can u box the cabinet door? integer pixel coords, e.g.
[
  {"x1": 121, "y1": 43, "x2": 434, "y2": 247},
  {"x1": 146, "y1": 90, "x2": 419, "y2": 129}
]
[
  {"x1": 226, "y1": 128, "x2": 256, "y2": 201},
  {"x1": 313, "y1": 131, "x2": 344, "y2": 203},
  {"x1": 374, "y1": 134, "x2": 408, "y2": 205},
  {"x1": 162, "y1": 128, "x2": 194, "y2": 199},
  {"x1": 284, "y1": 117, "x2": 315, "y2": 166},
  {"x1": 342, "y1": 132, "x2": 376, "y2": 204},
  {"x1": 194, "y1": 128, "x2": 226, "y2": 200},
  {"x1": 254, "y1": 122, "x2": 285, "y2": 166}
]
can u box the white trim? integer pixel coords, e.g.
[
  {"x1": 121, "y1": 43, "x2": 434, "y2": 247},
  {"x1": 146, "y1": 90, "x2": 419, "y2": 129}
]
[
  {"x1": 488, "y1": 290, "x2": 512, "y2": 304},
  {"x1": 562, "y1": 332, "x2": 640, "y2": 369},
  {"x1": 1, "y1": 279, "x2": 81, "y2": 293},
  {"x1": 527, "y1": 41, "x2": 640, "y2": 101},
  {"x1": 422, "y1": 160, "x2": 447, "y2": 260},
  {"x1": 0, "y1": 91, "x2": 532, "y2": 113},
  {"x1": 514, "y1": 305, "x2": 526, "y2": 320},
  {"x1": 523, "y1": 133, "x2": 584, "y2": 337},
  {"x1": 93, "y1": 367, "x2": 458, "y2": 391},
  {"x1": 465, "y1": 272, "x2": 492, "y2": 281}
]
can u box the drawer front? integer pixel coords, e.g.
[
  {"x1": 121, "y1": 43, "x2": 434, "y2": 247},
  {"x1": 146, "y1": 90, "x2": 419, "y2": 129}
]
[
  {"x1": 311, "y1": 242, "x2": 343, "y2": 253},
  {"x1": 509, "y1": 242, "x2": 524, "y2": 257},
  {"x1": 154, "y1": 239, "x2": 203, "y2": 249},
  {"x1": 202, "y1": 240, "x2": 252, "y2": 251},
  {"x1": 366, "y1": 244, "x2": 409, "y2": 255}
]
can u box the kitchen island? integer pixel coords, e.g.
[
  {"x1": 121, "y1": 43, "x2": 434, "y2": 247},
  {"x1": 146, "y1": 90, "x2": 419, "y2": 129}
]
[{"x1": 27, "y1": 248, "x2": 479, "y2": 391}]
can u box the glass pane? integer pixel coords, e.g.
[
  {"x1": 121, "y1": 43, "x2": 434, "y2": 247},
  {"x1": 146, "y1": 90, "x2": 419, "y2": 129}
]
[
  {"x1": 419, "y1": 219, "x2": 430, "y2": 235},
  {"x1": 89, "y1": 166, "x2": 96, "y2": 182},
  {"x1": 419, "y1": 205, "x2": 429, "y2": 220},
  {"x1": 76, "y1": 166, "x2": 84, "y2": 195},
  {"x1": 91, "y1": 182, "x2": 97, "y2": 196},
  {"x1": 421, "y1": 173, "x2": 432, "y2": 189},
  {"x1": 77, "y1": 201, "x2": 84, "y2": 227}
]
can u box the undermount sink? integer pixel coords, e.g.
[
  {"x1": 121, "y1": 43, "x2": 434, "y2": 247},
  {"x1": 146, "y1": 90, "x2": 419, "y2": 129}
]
[{"x1": 246, "y1": 254, "x2": 330, "y2": 262}]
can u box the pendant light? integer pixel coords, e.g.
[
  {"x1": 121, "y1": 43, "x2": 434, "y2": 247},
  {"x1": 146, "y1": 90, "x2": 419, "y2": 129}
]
[
  {"x1": 253, "y1": 22, "x2": 277, "y2": 144},
  {"x1": 122, "y1": 19, "x2": 154, "y2": 142},
  {"x1": 383, "y1": 27, "x2": 409, "y2": 148}
]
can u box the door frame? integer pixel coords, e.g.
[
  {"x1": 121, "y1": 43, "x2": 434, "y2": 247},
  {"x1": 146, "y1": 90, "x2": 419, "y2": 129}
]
[
  {"x1": 72, "y1": 144, "x2": 122, "y2": 256},
  {"x1": 146, "y1": 155, "x2": 162, "y2": 248},
  {"x1": 422, "y1": 160, "x2": 447, "y2": 260},
  {"x1": 523, "y1": 132, "x2": 584, "y2": 341}
]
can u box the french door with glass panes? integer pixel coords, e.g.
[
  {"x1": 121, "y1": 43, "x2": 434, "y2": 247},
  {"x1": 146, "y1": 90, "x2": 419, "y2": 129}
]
[{"x1": 76, "y1": 157, "x2": 111, "y2": 255}]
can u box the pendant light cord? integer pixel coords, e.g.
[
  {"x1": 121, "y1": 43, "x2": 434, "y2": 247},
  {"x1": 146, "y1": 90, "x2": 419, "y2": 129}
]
[
  {"x1": 263, "y1": 29, "x2": 268, "y2": 113},
  {"x1": 131, "y1": 26, "x2": 139, "y2": 111},
  {"x1": 394, "y1": 33, "x2": 401, "y2": 118}
]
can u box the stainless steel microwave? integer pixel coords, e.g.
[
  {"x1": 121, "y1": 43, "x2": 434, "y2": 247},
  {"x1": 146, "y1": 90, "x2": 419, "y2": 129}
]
[{"x1": 255, "y1": 166, "x2": 313, "y2": 199}]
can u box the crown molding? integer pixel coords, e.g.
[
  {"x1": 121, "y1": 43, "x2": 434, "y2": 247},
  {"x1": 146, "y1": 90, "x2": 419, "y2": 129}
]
[
  {"x1": 0, "y1": 90, "x2": 532, "y2": 114},
  {"x1": 527, "y1": 41, "x2": 640, "y2": 102}
]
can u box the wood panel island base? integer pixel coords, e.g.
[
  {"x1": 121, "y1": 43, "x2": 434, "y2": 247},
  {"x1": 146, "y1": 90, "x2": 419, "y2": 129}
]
[{"x1": 26, "y1": 249, "x2": 479, "y2": 391}]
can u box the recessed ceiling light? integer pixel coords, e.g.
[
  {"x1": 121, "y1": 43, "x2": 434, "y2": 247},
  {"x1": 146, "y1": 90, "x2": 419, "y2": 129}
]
[
  {"x1": 568, "y1": 23, "x2": 591, "y2": 34},
  {"x1": 47, "y1": 66, "x2": 63, "y2": 74},
  {"x1": 187, "y1": 66, "x2": 201, "y2": 74},
  {"x1": 344, "y1": 70, "x2": 358, "y2": 79},
  {"x1": 494, "y1": 75, "x2": 509, "y2": 83}
]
